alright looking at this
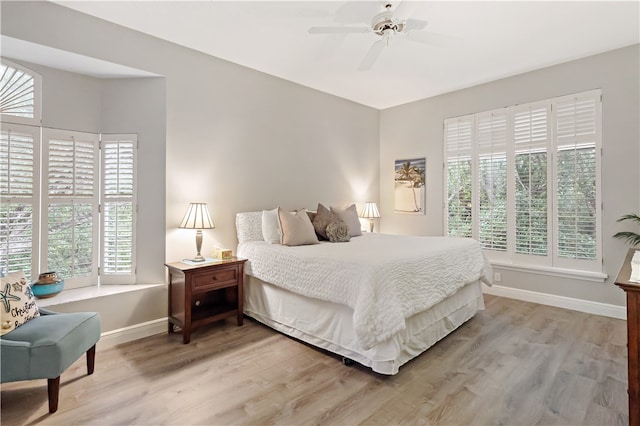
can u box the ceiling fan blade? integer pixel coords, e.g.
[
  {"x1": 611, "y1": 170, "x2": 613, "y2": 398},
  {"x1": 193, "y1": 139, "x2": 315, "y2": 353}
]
[
  {"x1": 308, "y1": 26, "x2": 370, "y2": 34},
  {"x1": 405, "y1": 18, "x2": 428, "y2": 32},
  {"x1": 358, "y1": 39, "x2": 385, "y2": 71},
  {"x1": 405, "y1": 31, "x2": 460, "y2": 47}
]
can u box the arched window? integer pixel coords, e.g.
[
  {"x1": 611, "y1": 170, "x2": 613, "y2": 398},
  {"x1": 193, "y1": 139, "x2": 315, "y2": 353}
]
[{"x1": 0, "y1": 59, "x2": 42, "y2": 125}]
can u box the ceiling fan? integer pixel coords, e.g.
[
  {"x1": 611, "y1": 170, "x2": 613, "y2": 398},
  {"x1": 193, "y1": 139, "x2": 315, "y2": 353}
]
[{"x1": 308, "y1": 2, "x2": 446, "y2": 71}]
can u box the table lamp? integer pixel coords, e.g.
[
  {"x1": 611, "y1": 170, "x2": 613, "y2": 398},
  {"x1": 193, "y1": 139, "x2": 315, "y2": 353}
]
[
  {"x1": 360, "y1": 202, "x2": 381, "y2": 233},
  {"x1": 179, "y1": 202, "x2": 215, "y2": 262}
]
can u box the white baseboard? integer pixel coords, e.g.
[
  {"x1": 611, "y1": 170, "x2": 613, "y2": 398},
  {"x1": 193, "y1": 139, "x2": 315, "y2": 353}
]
[
  {"x1": 483, "y1": 285, "x2": 626, "y2": 320},
  {"x1": 97, "y1": 317, "x2": 168, "y2": 349}
]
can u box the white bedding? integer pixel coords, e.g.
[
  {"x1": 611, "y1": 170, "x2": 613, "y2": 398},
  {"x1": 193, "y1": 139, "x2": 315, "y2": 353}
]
[{"x1": 238, "y1": 233, "x2": 492, "y2": 350}]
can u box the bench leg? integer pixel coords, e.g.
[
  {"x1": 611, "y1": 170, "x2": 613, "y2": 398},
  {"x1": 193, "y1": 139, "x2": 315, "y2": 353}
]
[
  {"x1": 47, "y1": 376, "x2": 60, "y2": 413},
  {"x1": 86, "y1": 345, "x2": 96, "y2": 375}
]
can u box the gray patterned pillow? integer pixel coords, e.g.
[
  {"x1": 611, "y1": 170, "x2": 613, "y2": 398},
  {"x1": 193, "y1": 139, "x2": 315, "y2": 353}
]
[
  {"x1": 312, "y1": 203, "x2": 337, "y2": 240},
  {"x1": 326, "y1": 221, "x2": 351, "y2": 242}
]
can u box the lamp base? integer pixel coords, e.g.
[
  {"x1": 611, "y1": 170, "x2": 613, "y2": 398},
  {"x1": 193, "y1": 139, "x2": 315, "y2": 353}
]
[
  {"x1": 189, "y1": 230, "x2": 205, "y2": 262},
  {"x1": 369, "y1": 219, "x2": 375, "y2": 233}
]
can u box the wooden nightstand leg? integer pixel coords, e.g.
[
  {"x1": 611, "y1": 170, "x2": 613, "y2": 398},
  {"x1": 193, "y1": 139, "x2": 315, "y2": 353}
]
[{"x1": 237, "y1": 312, "x2": 243, "y2": 326}]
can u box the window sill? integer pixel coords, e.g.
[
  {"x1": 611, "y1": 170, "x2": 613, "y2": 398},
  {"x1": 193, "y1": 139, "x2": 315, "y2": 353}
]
[
  {"x1": 491, "y1": 262, "x2": 608, "y2": 283},
  {"x1": 36, "y1": 284, "x2": 165, "y2": 307}
]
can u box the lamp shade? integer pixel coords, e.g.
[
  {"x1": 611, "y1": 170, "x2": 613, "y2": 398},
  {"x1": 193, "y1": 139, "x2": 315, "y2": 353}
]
[
  {"x1": 179, "y1": 203, "x2": 215, "y2": 229},
  {"x1": 359, "y1": 202, "x2": 381, "y2": 219}
]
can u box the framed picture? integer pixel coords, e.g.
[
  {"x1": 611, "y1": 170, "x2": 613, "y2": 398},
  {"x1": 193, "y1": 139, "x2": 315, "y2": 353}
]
[{"x1": 394, "y1": 157, "x2": 426, "y2": 214}]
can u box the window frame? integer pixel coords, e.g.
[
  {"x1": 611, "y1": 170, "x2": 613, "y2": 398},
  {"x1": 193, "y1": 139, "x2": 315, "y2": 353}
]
[
  {"x1": 100, "y1": 134, "x2": 138, "y2": 285},
  {"x1": 41, "y1": 127, "x2": 100, "y2": 289}
]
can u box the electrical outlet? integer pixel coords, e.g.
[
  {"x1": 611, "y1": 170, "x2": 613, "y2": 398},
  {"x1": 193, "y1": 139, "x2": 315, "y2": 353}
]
[{"x1": 494, "y1": 272, "x2": 502, "y2": 282}]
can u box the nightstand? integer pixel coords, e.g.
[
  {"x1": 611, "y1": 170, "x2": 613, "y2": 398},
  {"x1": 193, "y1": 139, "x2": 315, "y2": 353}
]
[{"x1": 165, "y1": 257, "x2": 247, "y2": 344}]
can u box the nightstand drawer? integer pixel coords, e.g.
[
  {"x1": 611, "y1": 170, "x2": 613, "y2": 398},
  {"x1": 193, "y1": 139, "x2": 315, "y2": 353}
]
[{"x1": 192, "y1": 266, "x2": 239, "y2": 291}]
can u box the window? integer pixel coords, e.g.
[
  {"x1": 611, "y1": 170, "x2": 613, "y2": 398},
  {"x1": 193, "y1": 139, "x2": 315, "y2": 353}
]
[
  {"x1": 100, "y1": 134, "x2": 137, "y2": 284},
  {"x1": 445, "y1": 90, "x2": 602, "y2": 274},
  {"x1": 0, "y1": 123, "x2": 40, "y2": 279},
  {"x1": 0, "y1": 61, "x2": 137, "y2": 287},
  {"x1": 41, "y1": 128, "x2": 100, "y2": 288},
  {"x1": 0, "y1": 59, "x2": 42, "y2": 125}
]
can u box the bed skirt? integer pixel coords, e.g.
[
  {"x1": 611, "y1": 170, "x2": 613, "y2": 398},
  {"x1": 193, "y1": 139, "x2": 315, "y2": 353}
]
[{"x1": 244, "y1": 276, "x2": 485, "y2": 375}]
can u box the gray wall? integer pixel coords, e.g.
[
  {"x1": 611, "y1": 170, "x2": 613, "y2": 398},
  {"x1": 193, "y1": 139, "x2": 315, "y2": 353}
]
[
  {"x1": 1, "y1": 1, "x2": 380, "y2": 331},
  {"x1": 380, "y1": 44, "x2": 640, "y2": 307},
  {"x1": 100, "y1": 77, "x2": 166, "y2": 284}
]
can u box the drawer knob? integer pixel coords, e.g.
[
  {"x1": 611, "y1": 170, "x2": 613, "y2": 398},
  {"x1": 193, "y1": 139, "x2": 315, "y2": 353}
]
[{"x1": 212, "y1": 276, "x2": 217, "y2": 280}]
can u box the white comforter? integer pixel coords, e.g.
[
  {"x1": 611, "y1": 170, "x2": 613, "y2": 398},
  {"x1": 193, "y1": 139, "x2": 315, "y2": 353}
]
[{"x1": 238, "y1": 233, "x2": 492, "y2": 350}]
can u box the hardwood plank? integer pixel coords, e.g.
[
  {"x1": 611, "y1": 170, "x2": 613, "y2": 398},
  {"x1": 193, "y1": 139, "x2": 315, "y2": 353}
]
[{"x1": 0, "y1": 295, "x2": 628, "y2": 426}]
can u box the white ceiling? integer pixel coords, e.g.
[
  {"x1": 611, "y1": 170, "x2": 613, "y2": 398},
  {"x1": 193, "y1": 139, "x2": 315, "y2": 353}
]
[{"x1": 53, "y1": 1, "x2": 639, "y2": 109}]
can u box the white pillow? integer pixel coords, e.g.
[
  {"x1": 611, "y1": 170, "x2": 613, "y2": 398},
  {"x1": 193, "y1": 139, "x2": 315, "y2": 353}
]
[
  {"x1": 262, "y1": 208, "x2": 281, "y2": 244},
  {"x1": 236, "y1": 211, "x2": 263, "y2": 243},
  {"x1": 331, "y1": 204, "x2": 363, "y2": 237},
  {"x1": 277, "y1": 208, "x2": 319, "y2": 246}
]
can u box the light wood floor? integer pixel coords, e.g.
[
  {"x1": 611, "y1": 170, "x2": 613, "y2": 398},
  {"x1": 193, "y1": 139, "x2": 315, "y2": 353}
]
[{"x1": 1, "y1": 295, "x2": 628, "y2": 426}]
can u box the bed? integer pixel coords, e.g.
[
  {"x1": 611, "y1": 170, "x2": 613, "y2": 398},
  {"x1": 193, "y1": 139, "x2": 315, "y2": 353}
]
[{"x1": 236, "y1": 211, "x2": 492, "y2": 375}]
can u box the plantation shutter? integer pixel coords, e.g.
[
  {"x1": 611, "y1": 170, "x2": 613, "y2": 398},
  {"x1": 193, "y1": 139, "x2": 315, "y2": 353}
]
[
  {"x1": 100, "y1": 134, "x2": 137, "y2": 284},
  {"x1": 0, "y1": 59, "x2": 41, "y2": 126},
  {"x1": 444, "y1": 115, "x2": 473, "y2": 238},
  {"x1": 512, "y1": 102, "x2": 551, "y2": 258},
  {"x1": 553, "y1": 91, "x2": 601, "y2": 266},
  {"x1": 41, "y1": 128, "x2": 99, "y2": 289},
  {"x1": 474, "y1": 109, "x2": 508, "y2": 252},
  {"x1": 0, "y1": 123, "x2": 40, "y2": 279}
]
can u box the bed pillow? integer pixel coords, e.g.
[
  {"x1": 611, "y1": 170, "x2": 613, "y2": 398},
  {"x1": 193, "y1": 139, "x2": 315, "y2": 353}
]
[
  {"x1": 312, "y1": 203, "x2": 338, "y2": 240},
  {"x1": 1, "y1": 271, "x2": 40, "y2": 336},
  {"x1": 261, "y1": 208, "x2": 282, "y2": 244},
  {"x1": 306, "y1": 210, "x2": 317, "y2": 223},
  {"x1": 326, "y1": 221, "x2": 351, "y2": 242},
  {"x1": 277, "y1": 208, "x2": 319, "y2": 246},
  {"x1": 331, "y1": 204, "x2": 363, "y2": 237},
  {"x1": 236, "y1": 211, "x2": 264, "y2": 243}
]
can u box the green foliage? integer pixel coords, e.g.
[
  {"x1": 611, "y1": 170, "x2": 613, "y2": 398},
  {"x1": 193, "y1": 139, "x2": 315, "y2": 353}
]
[
  {"x1": 447, "y1": 147, "x2": 598, "y2": 260},
  {"x1": 613, "y1": 213, "x2": 640, "y2": 246}
]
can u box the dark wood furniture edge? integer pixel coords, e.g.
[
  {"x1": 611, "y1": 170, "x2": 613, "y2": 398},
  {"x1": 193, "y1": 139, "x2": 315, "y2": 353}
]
[{"x1": 615, "y1": 248, "x2": 640, "y2": 426}]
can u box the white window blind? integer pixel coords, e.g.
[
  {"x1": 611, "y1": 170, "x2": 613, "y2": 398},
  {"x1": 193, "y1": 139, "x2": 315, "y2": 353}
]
[
  {"x1": 475, "y1": 110, "x2": 508, "y2": 252},
  {"x1": 0, "y1": 123, "x2": 40, "y2": 280},
  {"x1": 553, "y1": 91, "x2": 601, "y2": 269},
  {"x1": 512, "y1": 103, "x2": 551, "y2": 259},
  {"x1": 445, "y1": 115, "x2": 473, "y2": 238},
  {"x1": 100, "y1": 134, "x2": 137, "y2": 284},
  {"x1": 0, "y1": 59, "x2": 41, "y2": 126},
  {"x1": 41, "y1": 128, "x2": 100, "y2": 289},
  {"x1": 444, "y1": 89, "x2": 602, "y2": 274}
]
